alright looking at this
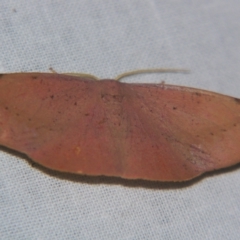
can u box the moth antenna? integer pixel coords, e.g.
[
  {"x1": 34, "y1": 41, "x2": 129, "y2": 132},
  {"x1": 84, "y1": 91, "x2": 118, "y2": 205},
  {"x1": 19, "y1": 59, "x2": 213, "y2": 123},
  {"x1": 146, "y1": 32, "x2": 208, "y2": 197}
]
[
  {"x1": 115, "y1": 68, "x2": 190, "y2": 81},
  {"x1": 49, "y1": 67, "x2": 99, "y2": 80},
  {"x1": 62, "y1": 73, "x2": 99, "y2": 80}
]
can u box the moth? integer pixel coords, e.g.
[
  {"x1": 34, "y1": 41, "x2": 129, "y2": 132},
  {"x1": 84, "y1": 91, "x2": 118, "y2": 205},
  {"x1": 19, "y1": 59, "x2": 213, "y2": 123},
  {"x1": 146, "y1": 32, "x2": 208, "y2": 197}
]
[{"x1": 0, "y1": 69, "x2": 239, "y2": 181}]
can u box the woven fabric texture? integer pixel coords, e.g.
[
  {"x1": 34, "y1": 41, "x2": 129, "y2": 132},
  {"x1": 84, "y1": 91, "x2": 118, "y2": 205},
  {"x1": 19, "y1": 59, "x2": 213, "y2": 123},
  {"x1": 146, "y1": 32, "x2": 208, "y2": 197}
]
[{"x1": 1, "y1": 1, "x2": 240, "y2": 239}]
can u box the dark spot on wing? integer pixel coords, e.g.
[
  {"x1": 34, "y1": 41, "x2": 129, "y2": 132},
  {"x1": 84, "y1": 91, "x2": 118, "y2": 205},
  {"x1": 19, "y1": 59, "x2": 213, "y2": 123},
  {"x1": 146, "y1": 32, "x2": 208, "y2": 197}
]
[
  {"x1": 0, "y1": 74, "x2": 4, "y2": 78},
  {"x1": 194, "y1": 92, "x2": 201, "y2": 96}
]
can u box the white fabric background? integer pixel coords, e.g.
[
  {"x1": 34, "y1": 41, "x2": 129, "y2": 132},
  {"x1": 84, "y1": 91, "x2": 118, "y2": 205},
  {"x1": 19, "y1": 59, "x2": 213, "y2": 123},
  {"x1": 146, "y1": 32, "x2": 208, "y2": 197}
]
[{"x1": 1, "y1": 1, "x2": 240, "y2": 239}]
